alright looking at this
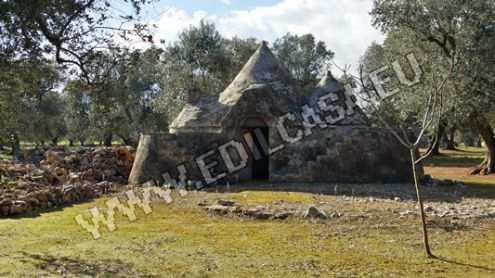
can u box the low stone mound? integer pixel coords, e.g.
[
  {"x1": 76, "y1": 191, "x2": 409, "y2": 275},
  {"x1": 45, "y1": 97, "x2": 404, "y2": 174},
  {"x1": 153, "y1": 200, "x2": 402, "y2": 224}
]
[{"x1": 200, "y1": 200, "x2": 341, "y2": 221}]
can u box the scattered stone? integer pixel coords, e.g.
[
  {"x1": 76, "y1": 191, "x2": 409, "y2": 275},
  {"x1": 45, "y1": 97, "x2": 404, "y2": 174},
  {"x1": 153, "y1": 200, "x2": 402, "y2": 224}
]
[
  {"x1": 204, "y1": 205, "x2": 231, "y2": 215},
  {"x1": 399, "y1": 210, "x2": 415, "y2": 217},
  {"x1": 217, "y1": 199, "x2": 236, "y2": 207},
  {"x1": 252, "y1": 211, "x2": 274, "y2": 220},
  {"x1": 303, "y1": 206, "x2": 328, "y2": 219},
  {"x1": 424, "y1": 206, "x2": 435, "y2": 213},
  {"x1": 273, "y1": 212, "x2": 293, "y2": 220},
  {"x1": 243, "y1": 207, "x2": 263, "y2": 217}
]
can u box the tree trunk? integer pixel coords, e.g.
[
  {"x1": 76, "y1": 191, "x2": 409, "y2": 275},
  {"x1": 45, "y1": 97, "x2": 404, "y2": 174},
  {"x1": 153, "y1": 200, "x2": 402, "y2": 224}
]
[
  {"x1": 476, "y1": 137, "x2": 482, "y2": 148},
  {"x1": 117, "y1": 135, "x2": 137, "y2": 147},
  {"x1": 445, "y1": 125, "x2": 457, "y2": 150},
  {"x1": 10, "y1": 133, "x2": 20, "y2": 161},
  {"x1": 410, "y1": 148, "x2": 434, "y2": 258},
  {"x1": 79, "y1": 139, "x2": 85, "y2": 146},
  {"x1": 470, "y1": 113, "x2": 495, "y2": 175},
  {"x1": 103, "y1": 133, "x2": 113, "y2": 147},
  {"x1": 51, "y1": 137, "x2": 59, "y2": 146},
  {"x1": 426, "y1": 119, "x2": 446, "y2": 156}
]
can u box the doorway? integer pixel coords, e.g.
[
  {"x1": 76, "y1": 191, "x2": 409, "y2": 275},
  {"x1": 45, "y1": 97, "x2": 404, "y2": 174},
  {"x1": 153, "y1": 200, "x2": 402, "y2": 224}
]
[{"x1": 242, "y1": 126, "x2": 270, "y2": 180}]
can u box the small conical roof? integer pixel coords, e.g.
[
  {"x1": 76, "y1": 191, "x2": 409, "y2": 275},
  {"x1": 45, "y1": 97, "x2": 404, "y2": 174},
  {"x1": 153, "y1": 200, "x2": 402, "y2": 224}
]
[
  {"x1": 308, "y1": 70, "x2": 369, "y2": 125},
  {"x1": 218, "y1": 41, "x2": 296, "y2": 105},
  {"x1": 316, "y1": 70, "x2": 344, "y2": 92}
]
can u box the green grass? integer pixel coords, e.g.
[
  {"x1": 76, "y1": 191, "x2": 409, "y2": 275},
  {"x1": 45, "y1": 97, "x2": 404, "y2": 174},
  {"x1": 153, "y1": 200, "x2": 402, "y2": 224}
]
[
  {"x1": 0, "y1": 152, "x2": 10, "y2": 162},
  {"x1": 423, "y1": 147, "x2": 486, "y2": 167},
  {"x1": 1, "y1": 147, "x2": 495, "y2": 277},
  {"x1": 1, "y1": 196, "x2": 495, "y2": 277},
  {"x1": 423, "y1": 147, "x2": 495, "y2": 189}
]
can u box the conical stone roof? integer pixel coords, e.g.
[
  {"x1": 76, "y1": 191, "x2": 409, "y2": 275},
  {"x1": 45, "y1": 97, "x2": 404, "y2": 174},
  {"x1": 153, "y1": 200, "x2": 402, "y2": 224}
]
[
  {"x1": 308, "y1": 71, "x2": 369, "y2": 125},
  {"x1": 218, "y1": 41, "x2": 297, "y2": 105},
  {"x1": 316, "y1": 71, "x2": 343, "y2": 91}
]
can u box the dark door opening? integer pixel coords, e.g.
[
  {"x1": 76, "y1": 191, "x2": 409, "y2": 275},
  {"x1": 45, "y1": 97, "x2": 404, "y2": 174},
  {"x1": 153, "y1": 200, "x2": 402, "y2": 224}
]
[{"x1": 243, "y1": 126, "x2": 270, "y2": 180}]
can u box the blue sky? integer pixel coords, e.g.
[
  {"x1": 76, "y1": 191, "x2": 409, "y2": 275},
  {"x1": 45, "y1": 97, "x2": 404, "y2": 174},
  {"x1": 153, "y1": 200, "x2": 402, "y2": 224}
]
[{"x1": 116, "y1": 0, "x2": 384, "y2": 72}]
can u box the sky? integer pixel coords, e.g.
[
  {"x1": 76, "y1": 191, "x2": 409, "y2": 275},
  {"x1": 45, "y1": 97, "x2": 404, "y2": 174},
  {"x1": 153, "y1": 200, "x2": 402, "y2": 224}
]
[{"x1": 125, "y1": 0, "x2": 385, "y2": 72}]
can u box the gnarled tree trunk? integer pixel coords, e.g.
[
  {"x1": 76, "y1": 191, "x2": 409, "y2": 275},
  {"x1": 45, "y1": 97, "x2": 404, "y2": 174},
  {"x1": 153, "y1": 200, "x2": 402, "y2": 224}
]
[
  {"x1": 470, "y1": 112, "x2": 495, "y2": 175},
  {"x1": 51, "y1": 137, "x2": 59, "y2": 146},
  {"x1": 445, "y1": 125, "x2": 457, "y2": 150},
  {"x1": 103, "y1": 133, "x2": 113, "y2": 147}
]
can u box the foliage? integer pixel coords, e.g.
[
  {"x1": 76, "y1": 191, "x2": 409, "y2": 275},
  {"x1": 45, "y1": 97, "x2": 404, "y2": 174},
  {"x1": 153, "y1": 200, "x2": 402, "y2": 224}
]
[
  {"x1": 64, "y1": 80, "x2": 91, "y2": 145},
  {"x1": 273, "y1": 33, "x2": 334, "y2": 89},
  {"x1": 370, "y1": 0, "x2": 495, "y2": 174},
  {"x1": 0, "y1": 0, "x2": 154, "y2": 81},
  {"x1": 0, "y1": 60, "x2": 62, "y2": 148},
  {"x1": 154, "y1": 21, "x2": 258, "y2": 121}
]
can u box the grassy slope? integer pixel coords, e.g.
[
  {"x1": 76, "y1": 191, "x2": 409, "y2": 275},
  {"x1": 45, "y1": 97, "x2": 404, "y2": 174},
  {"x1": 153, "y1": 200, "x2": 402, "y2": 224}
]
[{"x1": 0, "y1": 148, "x2": 494, "y2": 277}]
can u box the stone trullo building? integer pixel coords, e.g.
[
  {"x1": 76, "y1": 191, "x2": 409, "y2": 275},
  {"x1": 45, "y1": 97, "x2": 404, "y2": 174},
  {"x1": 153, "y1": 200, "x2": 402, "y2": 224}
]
[{"x1": 129, "y1": 42, "x2": 413, "y2": 187}]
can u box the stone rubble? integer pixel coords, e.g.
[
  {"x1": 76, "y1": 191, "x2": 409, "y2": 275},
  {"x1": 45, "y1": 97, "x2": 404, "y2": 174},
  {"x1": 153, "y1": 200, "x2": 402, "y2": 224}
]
[
  {"x1": 303, "y1": 206, "x2": 328, "y2": 219},
  {"x1": 0, "y1": 146, "x2": 135, "y2": 216},
  {"x1": 198, "y1": 179, "x2": 495, "y2": 222},
  {"x1": 201, "y1": 200, "x2": 341, "y2": 221}
]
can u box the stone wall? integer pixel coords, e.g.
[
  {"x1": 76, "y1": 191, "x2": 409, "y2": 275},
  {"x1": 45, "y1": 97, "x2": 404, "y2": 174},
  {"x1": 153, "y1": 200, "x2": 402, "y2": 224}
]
[
  {"x1": 271, "y1": 127, "x2": 415, "y2": 183},
  {"x1": 129, "y1": 127, "x2": 418, "y2": 186},
  {"x1": 129, "y1": 133, "x2": 228, "y2": 185}
]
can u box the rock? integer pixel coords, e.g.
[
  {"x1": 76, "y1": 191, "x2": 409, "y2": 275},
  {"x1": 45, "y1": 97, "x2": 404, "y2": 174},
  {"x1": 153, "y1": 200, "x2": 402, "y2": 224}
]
[
  {"x1": 217, "y1": 200, "x2": 236, "y2": 206},
  {"x1": 243, "y1": 207, "x2": 262, "y2": 217},
  {"x1": 46, "y1": 150, "x2": 61, "y2": 164},
  {"x1": 303, "y1": 206, "x2": 328, "y2": 219},
  {"x1": 204, "y1": 205, "x2": 231, "y2": 215},
  {"x1": 273, "y1": 211, "x2": 293, "y2": 220},
  {"x1": 393, "y1": 197, "x2": 401, "y2": 202},
  {"x1": 399, "y1": 210, "x2": 414, "y2": 217},
  {"x1": 424, "y1": 206, "x2": 434, "y2": 213},
  {"x1": 252, "y1": 211, "x2": 274, "y2": 220},
  {"x1": 12, "y1": 200, "x2": 28, "y2": 214},
  {"x1": 241, "y1": 207, "x2": 274, "y2": 219},
  {"x1": 68, "y1": 173, "x2": 81, "y2": 183}
]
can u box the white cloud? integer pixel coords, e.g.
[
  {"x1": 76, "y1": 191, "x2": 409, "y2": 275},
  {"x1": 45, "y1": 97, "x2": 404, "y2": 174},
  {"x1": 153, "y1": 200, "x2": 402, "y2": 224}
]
[{"x1": 149, "y1": 0, "x2": 384, "y2": 72}]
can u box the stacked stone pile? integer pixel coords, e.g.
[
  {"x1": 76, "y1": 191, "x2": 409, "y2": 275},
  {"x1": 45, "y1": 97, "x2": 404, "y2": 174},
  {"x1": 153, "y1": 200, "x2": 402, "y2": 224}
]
[
  {"x1": 0, "y1": 146, "x2": 135, "y2": 216},
  {"x1": 40, "y1": 147, "x2": 135, "y2": 184}
]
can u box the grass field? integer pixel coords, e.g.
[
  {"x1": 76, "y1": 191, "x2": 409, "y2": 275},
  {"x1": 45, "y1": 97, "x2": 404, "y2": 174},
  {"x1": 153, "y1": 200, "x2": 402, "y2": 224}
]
[
  {"x1": 424, "y1": 147, "x2": 495, "y2": 188},
  {"x1": 1, "y1": 148, "x2": 494, "y2": 277}
]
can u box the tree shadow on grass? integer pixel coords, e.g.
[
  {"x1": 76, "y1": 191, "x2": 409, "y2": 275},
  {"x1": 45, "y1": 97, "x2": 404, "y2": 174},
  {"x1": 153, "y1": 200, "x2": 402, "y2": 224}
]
[
  {"x1": 5, "y1": 204, "x2": 75, "y2": 219},
  {"x1": 203, "y1": 182, "x2": 495, "y2": 203},
  {"x1": 19, "y1": 252, "x2": 148, "y2": 277},
  {"x1": 432, "y1": 255, "x2": 495, "y2": 273}
]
